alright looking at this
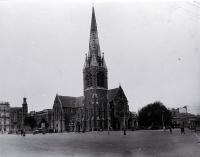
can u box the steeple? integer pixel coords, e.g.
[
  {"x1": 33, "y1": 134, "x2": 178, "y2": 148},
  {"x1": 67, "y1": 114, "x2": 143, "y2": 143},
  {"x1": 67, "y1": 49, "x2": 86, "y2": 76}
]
[
  {"x1": 89, "y1": 7, "x2": 101, "y2": 58},
  {"x1": 83, "y1": 7, "x2": 108, "y2": 91},
  {"x1": 91, "y1": 7, "x2": 97, "y2": 32}
]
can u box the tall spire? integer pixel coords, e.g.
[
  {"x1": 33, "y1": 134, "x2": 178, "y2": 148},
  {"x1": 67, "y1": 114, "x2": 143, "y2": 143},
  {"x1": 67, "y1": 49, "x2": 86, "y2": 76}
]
[
  {"x1": 91, "y1": 7, "x2": 97, "y2": 32},
  {"x1": 89, "y1": 7, "x2": 101, "y2": 58}
]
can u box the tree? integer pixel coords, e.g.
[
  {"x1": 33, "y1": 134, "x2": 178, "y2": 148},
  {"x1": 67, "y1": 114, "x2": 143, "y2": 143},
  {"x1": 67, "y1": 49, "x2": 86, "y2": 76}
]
[
  {"x1": 138, "y1": 101, "x2": 172, "y2": 128},
  {"x1": 24, "y1": 116, "x2": 37, "y2": 130}
]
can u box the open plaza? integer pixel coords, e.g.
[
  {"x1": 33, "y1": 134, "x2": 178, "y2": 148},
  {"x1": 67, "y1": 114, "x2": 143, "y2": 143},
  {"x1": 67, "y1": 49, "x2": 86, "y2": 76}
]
[
  {"x1": 0, "y1": 129, "x2": 200, "y2": 157},
  {"x1": 0, "y1": 2, "x2": 199, "y2": 157}
]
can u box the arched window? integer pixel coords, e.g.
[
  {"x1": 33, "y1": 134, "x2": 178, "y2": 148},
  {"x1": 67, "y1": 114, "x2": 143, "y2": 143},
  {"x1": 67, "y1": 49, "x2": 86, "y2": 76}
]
[{"x1": 86, "y1": 72, "x2": 92, "y2": 88}]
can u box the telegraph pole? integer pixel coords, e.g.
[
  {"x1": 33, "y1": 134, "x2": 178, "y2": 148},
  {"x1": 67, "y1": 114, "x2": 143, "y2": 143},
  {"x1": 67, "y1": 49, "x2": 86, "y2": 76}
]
[
  {"x1": 185, "y1": 106, "x2": 189, "y2": 128},
  {"x1": 107, "y1": 93, "x2": 110, "y2": 135},
  {"x1": 123, "y1": 102, "x2": 126, "y2": 135}
]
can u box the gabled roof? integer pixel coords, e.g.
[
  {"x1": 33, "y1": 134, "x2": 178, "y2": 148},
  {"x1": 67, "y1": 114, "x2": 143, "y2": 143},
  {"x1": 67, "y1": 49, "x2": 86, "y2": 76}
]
[
  {"x1": 56, "y1": 95, "x2": 84, "y2": 108},
  {"x1": 108, "y1": 86, "x2": 127, "y2": 103},
  {"x1": 75, "y1": 96, "x2": 84, "y2": 108},
  {"x1": 108, "y1": 88, "x2": 119, "y2": 102}
]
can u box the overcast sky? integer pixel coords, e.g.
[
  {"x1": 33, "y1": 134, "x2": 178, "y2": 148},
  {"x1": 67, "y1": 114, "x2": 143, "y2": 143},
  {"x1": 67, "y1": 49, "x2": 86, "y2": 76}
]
[{"x1": 0, "y1": 0, "x2": 200, "y2": 114}]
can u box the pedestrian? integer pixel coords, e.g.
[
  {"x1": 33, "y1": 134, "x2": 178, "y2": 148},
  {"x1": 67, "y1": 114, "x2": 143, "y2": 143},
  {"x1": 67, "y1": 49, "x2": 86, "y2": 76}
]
[
  {"x1": 169, "y1": 126, "x2": 172, "y2": 134},
  {"x1": 21, "y1": 129, "x2": 23, "y2": 136},
  {"x1": 180, "y1": 126, "x2": 185, "y2": 134},
  {"x1": 182, "y1": 127, "x2": 185, "y2": 134}
]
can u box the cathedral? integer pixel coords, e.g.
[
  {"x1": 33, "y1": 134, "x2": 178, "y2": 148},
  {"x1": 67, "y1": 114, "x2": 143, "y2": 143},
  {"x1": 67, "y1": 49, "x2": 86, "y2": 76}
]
[{"x1": 52, "y1": 7, "x2": 135, "y2": 132}]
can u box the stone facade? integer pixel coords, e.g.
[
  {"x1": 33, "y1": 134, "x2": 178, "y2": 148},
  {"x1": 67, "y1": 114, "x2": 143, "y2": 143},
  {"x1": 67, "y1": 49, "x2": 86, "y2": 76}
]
[
  {"x1": 0, "y1": 102, "x2": 10, "y2": 133},
  {"x1": 51, "y1": 7, "x2": 133, "y2": 132},
  {"x1": 30, "y1": 109, "x2": 52, "y2": 130},
  {"x1": 10, "y1": 107, "x2": 23, "y2": 133},
  {"x1": 52, "y1": 95, "x2": 84, "y2": 132},
  {"x1": 10, "y1": 98, "x2": 28, "y2": 133},
  {"x1": 108, "y1": 87, "x2": 129, "y2": 130},
  {"x1": 83, "y1": 7, "x2": 108, "y2": 131}
]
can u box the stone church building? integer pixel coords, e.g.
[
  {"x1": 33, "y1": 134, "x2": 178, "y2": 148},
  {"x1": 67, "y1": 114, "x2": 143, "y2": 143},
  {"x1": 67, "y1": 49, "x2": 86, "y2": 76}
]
[{"x1": 52, "y1": 7, "x2": 136, "y2": 132}]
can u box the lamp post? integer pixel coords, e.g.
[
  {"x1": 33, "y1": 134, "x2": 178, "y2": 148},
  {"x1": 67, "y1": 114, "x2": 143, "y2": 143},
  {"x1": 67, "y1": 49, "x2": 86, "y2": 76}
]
[
  {"x1": 185, "y1": 106, "x2": 188, "y2": 128},
  {"x1": 107, "y1": 93, "x2": 110, "y2": 135},
  {"x1": 123, "y1": 103, "x2": 126, "y2": 135}
]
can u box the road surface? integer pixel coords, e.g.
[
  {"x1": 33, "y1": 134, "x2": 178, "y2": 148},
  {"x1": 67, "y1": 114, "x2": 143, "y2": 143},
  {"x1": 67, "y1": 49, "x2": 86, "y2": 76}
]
[{"x1": 0, "y1": 129, "x2": 199, "y2": 157}]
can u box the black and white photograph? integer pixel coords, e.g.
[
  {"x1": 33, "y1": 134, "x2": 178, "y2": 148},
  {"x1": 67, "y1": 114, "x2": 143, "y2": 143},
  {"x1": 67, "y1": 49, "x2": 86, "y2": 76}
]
[{"x1": 0, "y1": 0, "x2": 200, "y2": 156}]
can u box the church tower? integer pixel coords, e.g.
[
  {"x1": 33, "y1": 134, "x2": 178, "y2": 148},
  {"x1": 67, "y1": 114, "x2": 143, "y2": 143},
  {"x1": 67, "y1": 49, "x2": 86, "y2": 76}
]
[{"x1": 83, "y1": 7, "x2": 108, "y2": 131}]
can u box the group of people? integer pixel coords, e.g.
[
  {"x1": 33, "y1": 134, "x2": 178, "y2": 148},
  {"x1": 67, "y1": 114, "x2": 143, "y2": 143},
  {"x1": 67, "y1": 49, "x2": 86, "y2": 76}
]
[
  {"x1": 167, "y1": 125, "x2": 185, "y2": 134},
  {"x1": 16, "y1": 129, "x2": 26, "y2": 136}
]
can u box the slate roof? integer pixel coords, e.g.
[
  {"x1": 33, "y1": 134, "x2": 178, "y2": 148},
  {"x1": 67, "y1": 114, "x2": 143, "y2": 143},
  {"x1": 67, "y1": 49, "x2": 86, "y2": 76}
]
[
  {"x1": 57, "y1": 95, "x2": 84, "y2": 108},
  {"x1": 56, "y1": 86, "x2": 122, "y2": 108},
  {"x1": 108, "y1": 88, "x2": 119, "y2": 102},
  {"x1": 75, "y1": 96, "x2": 84, "y2": 108}
]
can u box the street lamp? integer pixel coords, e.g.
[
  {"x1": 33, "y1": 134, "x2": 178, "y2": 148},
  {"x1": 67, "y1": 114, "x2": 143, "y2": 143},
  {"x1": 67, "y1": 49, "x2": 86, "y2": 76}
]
[
  {"x1": 107, "y1": 93, "x2": 110, "y2": 135},
  {"x1": 123, "y1": 103, "x2": 126, "y2": 135}
]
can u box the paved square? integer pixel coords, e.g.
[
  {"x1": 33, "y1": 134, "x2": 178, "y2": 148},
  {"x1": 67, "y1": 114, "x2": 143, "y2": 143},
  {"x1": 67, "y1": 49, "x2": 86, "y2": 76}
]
[{"x1": 0, "y1": 129, "x2": 199, "y2": 157}]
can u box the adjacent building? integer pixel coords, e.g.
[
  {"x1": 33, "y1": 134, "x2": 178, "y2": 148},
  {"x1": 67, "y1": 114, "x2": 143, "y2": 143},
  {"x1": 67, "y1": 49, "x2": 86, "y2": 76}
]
[
  {"x1": 52, "y1": 95, "x2": 84, "y2": 132},
  {"x1": 10, "y1": 107, "x2": 23, "y2": 133},
  {"x1": 31, "y1": 109, "x2": 53, "y2": 129},
  {"x1": 0, "y1": 102, "x2": 10, "y2": 133},
  {"x1": 10, "y1": 98, "x2": 28, "y2": 133}
]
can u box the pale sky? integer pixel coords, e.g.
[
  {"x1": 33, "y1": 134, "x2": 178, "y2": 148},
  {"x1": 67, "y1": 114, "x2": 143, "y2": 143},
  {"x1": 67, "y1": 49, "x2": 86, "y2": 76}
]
[{"x1": 0, "y1": 0, "x2": 200, "y2": 114}]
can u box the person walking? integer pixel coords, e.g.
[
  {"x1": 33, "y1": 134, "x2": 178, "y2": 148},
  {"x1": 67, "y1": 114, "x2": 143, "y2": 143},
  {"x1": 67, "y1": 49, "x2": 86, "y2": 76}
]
[
  {"x1": 169, "y1": 126, "x2": 172, "y2": 134},
  {"x1": 180, "y1": 125, "x2": 185, "y2": 134},
  {"x1": 182, "y1": 126, "x2": 185, "y2": 134}
]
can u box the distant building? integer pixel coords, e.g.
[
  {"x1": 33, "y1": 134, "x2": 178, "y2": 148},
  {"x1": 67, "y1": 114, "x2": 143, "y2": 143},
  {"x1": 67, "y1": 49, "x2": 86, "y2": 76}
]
[
  {"x1": 171, "y1": 107, "x2": 200, "y2": 129},
  {"x1": 0, "y1": 102, "x2": 10, "y2": 133},
  {"x1": 10, "y1": 98, "x2": 28, "y2": 133},
  {"x1": 171, "y1": 108, "x2": 189, "y2": 127},
  {"x1": 22, "y1": 98, "x2": 28, "y2": 126},
  {"x1": 10, "y1": 107, "x2": 23, "y2": 133},
  {"x1": 188, "y1": 115, "x2": 200, "y2": 130},
  {"x1": 32, "y1": 109, "x2": 53, "y2": 129}
]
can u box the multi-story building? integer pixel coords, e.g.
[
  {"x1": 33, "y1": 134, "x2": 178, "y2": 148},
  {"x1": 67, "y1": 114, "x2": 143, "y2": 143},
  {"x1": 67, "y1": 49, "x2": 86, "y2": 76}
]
[
  {"x1": 0, "y1": 102, "x2": 10, "y2": 133},
  {"x1": 171, "y1": 107, "x2": 200, "y2": 129},
  {"x1": 10, "y1": 107, "x2": 23, "y2": 133},
  {"x1": 10, "y1": 98, "x2": 28, "y2": 133}
]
